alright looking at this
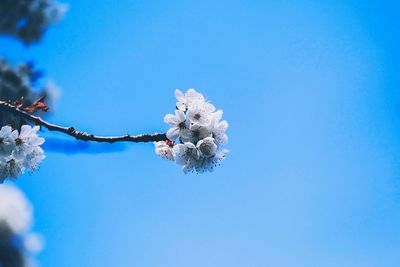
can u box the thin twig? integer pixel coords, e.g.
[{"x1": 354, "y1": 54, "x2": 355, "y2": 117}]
[{"x1": 0, "y1": 101, "x2": 168, "y2": 143}]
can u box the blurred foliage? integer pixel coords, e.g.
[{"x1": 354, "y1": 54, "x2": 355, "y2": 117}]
[
  {"x1": 0, "y1": 0, "x2": 67, "y2": 45},
  {"x1": 0, "y1": 58, "x2": 58, "y2": 129}
]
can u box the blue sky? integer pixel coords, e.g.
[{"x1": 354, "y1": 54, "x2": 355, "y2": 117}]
[{"x1": 1, "y1": 0, "x2": 400, "y2": 266}]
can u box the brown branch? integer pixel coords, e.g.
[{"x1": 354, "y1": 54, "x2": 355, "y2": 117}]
[{"x1": 0, "y1": 101, "x2": 168, "y2": 143}]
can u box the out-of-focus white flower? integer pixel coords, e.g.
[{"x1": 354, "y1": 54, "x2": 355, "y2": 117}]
[
  {"x1": 0, "y1": 185, "x2": 44, "y2": 266},
  {"x1": 0, "y1": 125, "x2": 45, "y2": 183},
  {"x1": 157, "y1": 88, "x2": 229, "y2": 173},
  {"x1": 154, "y1": 141, "x2": 174, "y2": 161},
  {"x1": 43, "y1": 80, "x2": 61, "y2": 112},
  {"x1": 24, "y1": 233, "x2": 44, "y2": 254},
  {"x1": 164, "y1": 110, "x2": 190, "y2": 141},
  {"x1": 0, "y1": 185, "x2": 32, "y2": 234}
]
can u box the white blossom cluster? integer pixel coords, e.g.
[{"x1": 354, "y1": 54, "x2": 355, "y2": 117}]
[
  {"x1": 155, "y1": 89, "x2": 229, "y2": 173},
  {"x1": 0, "y1": 125, "x2": 45, "y2": 183},
  {"x1": 0, "y1": 184, "x2": 43, "y2": 267}
]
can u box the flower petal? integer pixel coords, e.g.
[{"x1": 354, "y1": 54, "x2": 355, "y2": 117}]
[
  {"x1": 166, "y1": 127, "x2": 180, "y2": 141},
  {"x1": 164, "y1": 114, "x2": 178, "y2": 125}
]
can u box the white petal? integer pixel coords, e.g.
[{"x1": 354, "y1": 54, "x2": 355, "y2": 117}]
[
  {"x1": 205, "y1": 103, "x2": 216, "y2": 113},
  {"x1": 32, "y1": 137, "x2": 45, "y2": 146},
  {"x1": 186, "y1": 88, "x2": 197, "y2": 95},
  {"x1": 175, "y1": 89, "x2": 184, "y2": 101},
  {"x1": 10, "y1": 130, "x2": 18, "y2": 140},
  {"x1": 0, "y1": 126, "x2": 12, "y2": 136},
  {"x1": 184, "y1": 142, "x2": 196, "y2": 149},
  {"x1": 215, "y1": 120, "x2": 229, "y2": 135},
  {"x1": 186, "y1": 88, "x2": 204, "y2": 101},
  {"x1": 176, "y1": 110, "x2": 186, "y2": 121},
  {"x1": 167, "y1": 127, "x2": 180, "y2": 141},
  {"x1": 212, "y1": 110, "x2": 223, "y2": 123},
  {"x1": 20, "y1": 125, "x2": 32, "y2": 137},
  {"x1": 164, "y1": 114, "x2": 178, "y2": 125},
  {"x1": 173, "y1": 144, "x2": 188, "y2": 165},
  {"x1": 216, "y1": 134, "x2": 228, "y2": 145},
  {"x1": 31, "y1": 125, "x2": 40, "y2": 133},
  {"x1": 198, "y1": 116, "x2": 210, "y2": 126}
]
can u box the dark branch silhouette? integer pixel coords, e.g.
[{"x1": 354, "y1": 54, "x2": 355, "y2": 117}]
[{"x1": 0, "y1": 100, "x2": 168, "y2": 143}]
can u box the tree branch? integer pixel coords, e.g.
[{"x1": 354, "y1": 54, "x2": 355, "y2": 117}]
[{"x1": 0, "y1": 101, "x2": 168, "y2": 143}]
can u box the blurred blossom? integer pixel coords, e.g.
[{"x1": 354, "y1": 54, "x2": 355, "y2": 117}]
[
  {"x1": 0, "y1": 184, "x2": 43, "y2": 267},
  {"x1": 41, "y1": 80, "x2": 61, "y2": 113}
]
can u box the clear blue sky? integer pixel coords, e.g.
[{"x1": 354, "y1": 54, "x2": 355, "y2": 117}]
[{"x1": 1, "y1": 0, "x2": 400, "y2": 266}]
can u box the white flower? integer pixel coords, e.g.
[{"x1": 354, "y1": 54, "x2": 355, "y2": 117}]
[
  {"x1": 154, "y1": 141, "x2": 174, "y2": 161},
  {"x1": 172, "y1": 142, "x2": 200, "y2": 173},
  {"x1": 197, "y1": 137, "x2": 218, "y2": 158},
  {"x1": 164, "y1": 110, "x2": 190, "y2": 141},
  {"x1": 187, "y1": 101, "x2": 215, "y2": 126},
  {"x1": 0, "y1": 185, "x2": 32, "y2": 234},
  {"x1": 13, "y1": 125, "x2": 45, "y2": 159},
  {"x1": 0, "y1": 185, "x2": 44, "y2": 265},
  {"x1": 185, "y1": 123, "x2": 211, "y2": 144},
  {"x1": 0, "y1": 125, "x2": 45, "y2": 182},
  {"x1": 175, "y1": 88, "x2": 205, "y2": 111}
]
